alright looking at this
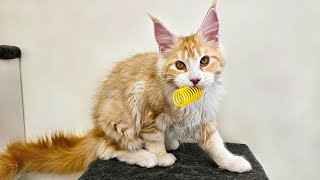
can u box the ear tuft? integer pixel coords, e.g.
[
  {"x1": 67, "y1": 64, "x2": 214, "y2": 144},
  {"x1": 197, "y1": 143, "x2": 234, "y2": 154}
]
[
  {"x1": 148, "y1": 13, "x2": 160, "y2": 23},
  {"x1": 198, "y1": 7, "x2": 219, "y2": 44},
  {"x1": 149, "y1": 15, "x2": 176, "y2": 54},
  {"x1": 210, "y1": 0, "x2": 217, "y2": 9}
]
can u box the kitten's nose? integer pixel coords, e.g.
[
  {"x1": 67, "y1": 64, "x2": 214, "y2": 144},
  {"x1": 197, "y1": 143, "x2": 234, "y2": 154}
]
[{"x1": 190, "y1": 78, "x2": 200, "y2": 85}]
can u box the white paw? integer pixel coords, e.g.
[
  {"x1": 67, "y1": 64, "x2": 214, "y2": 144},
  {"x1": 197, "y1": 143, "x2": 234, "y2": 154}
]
[
  {"x1": 221, "y1": 156, "x2": 252, "y2": 173},
  {"x1": 157, "y1": 153, "x2": 177, "y2": 167},
  {"x1": 98, "y1": 148, "x2": 115, "y2": 160},
  {"x1": 133, "y1": 150, "x2": 158, "y2": 168},
  {"x1": 116, "y1": 150, "x2": 158, "y2": 168},
  {"x1": 97, "y1": 141, "x2": 116, "y2": 160},
  {"x1": 165, "y1": 140, "x2": 180, "y2": 151}
]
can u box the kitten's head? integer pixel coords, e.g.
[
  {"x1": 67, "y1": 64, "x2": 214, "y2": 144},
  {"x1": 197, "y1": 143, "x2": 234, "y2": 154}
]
[{"x1": 152, "y1": 3, "x2": 225, "y2": 90}]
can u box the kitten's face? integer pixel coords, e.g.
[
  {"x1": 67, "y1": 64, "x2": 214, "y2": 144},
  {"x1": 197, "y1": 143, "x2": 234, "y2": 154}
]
[
  {"x1": 152, "y1": 7, "x2": 224, "y2": 90},
  {"x1": 158, "y1": 35, "x2": 224, "y2": 89}
]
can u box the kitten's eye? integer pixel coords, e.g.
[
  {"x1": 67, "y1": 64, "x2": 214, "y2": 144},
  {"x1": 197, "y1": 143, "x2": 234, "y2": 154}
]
[
  {"x1": 200, "y1": 56, "x2": 210, "y2": 67},
  {"x1": 175, "y1": 61, "x2": 186, "y2": 70}
]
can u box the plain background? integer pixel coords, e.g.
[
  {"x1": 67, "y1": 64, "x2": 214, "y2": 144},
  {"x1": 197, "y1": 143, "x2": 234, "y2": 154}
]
[
  {"x1": 0, "y1": 59, "x2": 25, "y2": 149},
  {"x1": 1, "y1": 0, "x2": 320, "y2": 179}
]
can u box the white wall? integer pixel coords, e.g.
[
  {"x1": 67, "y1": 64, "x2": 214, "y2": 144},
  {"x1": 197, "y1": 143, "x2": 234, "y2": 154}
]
[
  {"x1": 0, "y1": 58, "x2": 24, "y2": 149},
  {"x1": 1, "y1": 0, "x2": 319, "y2": 179}
]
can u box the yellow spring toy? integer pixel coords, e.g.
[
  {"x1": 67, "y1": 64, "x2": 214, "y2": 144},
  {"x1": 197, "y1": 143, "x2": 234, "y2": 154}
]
[{"x1": 172, "y1": 86, "x2": 203, "y2": 107}]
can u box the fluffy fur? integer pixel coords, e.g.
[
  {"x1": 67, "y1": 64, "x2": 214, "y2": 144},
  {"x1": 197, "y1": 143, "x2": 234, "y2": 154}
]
[{"x1": 0, "y1": 2, "x2": 252, "y2": 179}]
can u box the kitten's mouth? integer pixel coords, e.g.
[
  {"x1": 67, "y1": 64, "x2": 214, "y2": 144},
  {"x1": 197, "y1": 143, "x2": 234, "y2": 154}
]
[
  {"x1": 169, "y1": 80, "x2": 204, "y2": 89},
  {"x1": 173, "y1": 83, "x2": 202, "y2": 90}
]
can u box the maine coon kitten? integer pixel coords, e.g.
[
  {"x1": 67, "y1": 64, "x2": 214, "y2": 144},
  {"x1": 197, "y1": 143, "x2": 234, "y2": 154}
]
[{"x1": 0, "y1": 2, "x2": 251, "y2": 179}]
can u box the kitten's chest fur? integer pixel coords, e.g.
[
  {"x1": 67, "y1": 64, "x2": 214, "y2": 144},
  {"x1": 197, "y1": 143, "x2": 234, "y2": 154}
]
[{"x1": 168, "y1": 83, "x2": 224, "y2": 129}]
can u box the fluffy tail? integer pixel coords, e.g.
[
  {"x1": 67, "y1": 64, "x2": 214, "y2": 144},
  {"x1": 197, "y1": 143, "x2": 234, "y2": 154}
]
[{"x1": 0, "y1": 130, "x2": 101, "y2": 180}]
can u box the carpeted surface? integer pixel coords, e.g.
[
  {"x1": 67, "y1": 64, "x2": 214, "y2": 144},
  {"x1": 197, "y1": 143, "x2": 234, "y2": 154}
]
[{"x1": 80, "y1": 143, "x2": 268, "y2": 180}]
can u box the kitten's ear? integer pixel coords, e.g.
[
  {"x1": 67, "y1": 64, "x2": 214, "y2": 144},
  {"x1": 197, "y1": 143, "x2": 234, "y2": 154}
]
[
  {"x1": 149, "y1": 15, "x2": 176, "y2": 54},
  {"x1": 198, "y1": 3, "x2": 219, "y2": 44}
]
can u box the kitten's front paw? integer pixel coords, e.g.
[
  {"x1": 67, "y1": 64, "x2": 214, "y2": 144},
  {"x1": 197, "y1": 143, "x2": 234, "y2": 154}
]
[
  {"x1": 157, "y1": 153, "x2": 177, "y2": 167},
  {"x1": 135, "y1": 151, "x2": 158, "y2": 168},
  {"x1": 221, "y1": 156, "x2": 252, "y2": 173},
  {"x1": 165, "y1": 140, "x2": 179, "y2": 151},
  {"x1": 116, "y1": 150, "x2": 158, "y2": 168}
]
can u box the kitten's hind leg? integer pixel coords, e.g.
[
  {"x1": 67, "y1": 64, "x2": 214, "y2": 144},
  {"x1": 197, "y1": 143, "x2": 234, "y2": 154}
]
[
  {"x1": 96, "y1": 139, "x2": 157, "y2": 168},
  {"x1": 116, "y1": 149, "x2": 158, "y2": 168}
]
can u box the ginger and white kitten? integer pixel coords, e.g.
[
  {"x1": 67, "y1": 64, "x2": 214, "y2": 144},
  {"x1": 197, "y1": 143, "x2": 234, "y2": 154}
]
[{"x1": 0, "y1": 3, "x2": 251, "y2": 180}]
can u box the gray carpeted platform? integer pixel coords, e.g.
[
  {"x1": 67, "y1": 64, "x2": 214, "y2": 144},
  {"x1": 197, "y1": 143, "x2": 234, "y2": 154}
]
[{"x1": 80, "y1": 143, "x2": 268, "y2": 180}]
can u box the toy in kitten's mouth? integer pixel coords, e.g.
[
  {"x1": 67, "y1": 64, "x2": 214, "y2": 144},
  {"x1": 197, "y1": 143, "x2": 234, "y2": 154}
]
[{"x1": 172, "y1": 86, "x2": 203, "y2": 107}]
